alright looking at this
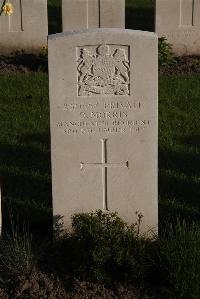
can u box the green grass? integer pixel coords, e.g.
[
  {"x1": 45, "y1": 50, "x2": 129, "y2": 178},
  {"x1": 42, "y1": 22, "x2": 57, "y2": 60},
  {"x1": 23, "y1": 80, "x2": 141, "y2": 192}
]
[
  {"x1": 0, "y1": 73, "x2": 51, "y2": 233},
  {"x1": 159, "y1": 75, "x2": 200, "y2": 224},
  {"x1": 158, "y1": 220, "x2": 200, "y2": 299}
]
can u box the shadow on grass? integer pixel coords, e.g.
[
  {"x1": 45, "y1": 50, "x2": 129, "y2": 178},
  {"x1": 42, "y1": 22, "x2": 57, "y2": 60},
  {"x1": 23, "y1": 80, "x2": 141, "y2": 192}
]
[
  {"x1": 125, "y1": 7, "x2": 155, "y2": 31},
  {"x1": 159, "y1": 135, "x2": 200, "y2": 223},
  {"x1": 0, "y1": 132, "x2": 52, "y2": 235}
]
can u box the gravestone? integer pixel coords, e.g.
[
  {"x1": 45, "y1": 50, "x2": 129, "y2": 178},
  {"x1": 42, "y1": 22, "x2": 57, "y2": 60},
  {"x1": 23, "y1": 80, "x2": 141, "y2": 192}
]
[
  {"x1": 156, "y1": 0, "x2": 200, "y2": 55},
  {"x1": 48, "y1": 29, "x2": 158, "y2": 234},
  {"x1": 0, "y1": 0, "x2": 48, "y2": 54},
  {"x1": 62, "y1": 0, "x2": 125, "y2": 31}
]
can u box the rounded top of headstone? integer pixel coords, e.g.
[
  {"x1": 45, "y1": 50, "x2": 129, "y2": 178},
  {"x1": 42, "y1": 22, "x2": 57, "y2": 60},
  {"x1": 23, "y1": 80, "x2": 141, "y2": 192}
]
[{"x1": 48, "y1": 28, "x2": 157, "y2": 41}]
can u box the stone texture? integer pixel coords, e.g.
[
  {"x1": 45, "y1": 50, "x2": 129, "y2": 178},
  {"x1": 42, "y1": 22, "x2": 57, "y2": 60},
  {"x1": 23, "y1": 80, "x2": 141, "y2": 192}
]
[
  {"x1": 156, "y1": 0, "x2": 200, "y2": 55},
  {"x1": 0, "y1": 0, "x2": 48, "y2": 54},
  {"x1": 62, "y1": 0, "x2": 125, "y2": 31},
  {"x1": 48, "y1": 29, "x2": 158, "y2": 234}
]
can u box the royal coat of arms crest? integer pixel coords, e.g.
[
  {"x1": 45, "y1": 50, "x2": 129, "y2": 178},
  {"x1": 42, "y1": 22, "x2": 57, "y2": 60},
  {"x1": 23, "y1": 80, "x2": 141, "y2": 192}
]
[{"x1": 77, "y1": 44, "x2": 130, "y2": 96}]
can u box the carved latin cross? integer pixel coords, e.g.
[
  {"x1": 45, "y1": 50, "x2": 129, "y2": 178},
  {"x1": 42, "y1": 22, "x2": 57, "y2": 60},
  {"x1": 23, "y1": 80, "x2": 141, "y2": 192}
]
[{"x1": 80, "y1": 139, "x2": 129, "y2": 211}]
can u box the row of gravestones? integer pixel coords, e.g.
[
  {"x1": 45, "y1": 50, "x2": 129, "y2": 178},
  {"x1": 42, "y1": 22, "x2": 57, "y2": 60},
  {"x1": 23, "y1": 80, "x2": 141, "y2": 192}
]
[
  {"x1": 0, "y1": 0, "x2": 125, "y2": 54},
  {"x1": 0, "y1": 0, "x2": 200, "y2": 55}
]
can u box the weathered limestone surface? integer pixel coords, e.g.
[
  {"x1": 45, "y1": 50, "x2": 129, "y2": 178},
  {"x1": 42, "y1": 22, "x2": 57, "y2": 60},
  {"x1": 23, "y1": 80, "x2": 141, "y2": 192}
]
[
  {"x1": 62, "y1": 0, "x2": 125, "y2": 31},
  {"x1": 48, "y1": 29, "x2": 158, "y2": 234},
  {"x1": 156, "y1": 0, "x2": 200, "y2": 55},
  {"x1": 0, "y1": 0, "x2": 48, "y2": 54}
]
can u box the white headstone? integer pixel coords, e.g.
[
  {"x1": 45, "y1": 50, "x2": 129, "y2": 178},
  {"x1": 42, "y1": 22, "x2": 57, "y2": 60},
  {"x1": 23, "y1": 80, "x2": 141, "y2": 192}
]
[
  {"x1": 62, "y1": 0, "x2": 125, "y2": 31},
  {"x1": 48, "y1": 29, "x2": 158, "y2": 234},
  {"x1": 156, "y1": 0, "x2": 200, "y2": 55},
  {"x1": 0, "y1": 0, "x2": 48, "y2": 54}
]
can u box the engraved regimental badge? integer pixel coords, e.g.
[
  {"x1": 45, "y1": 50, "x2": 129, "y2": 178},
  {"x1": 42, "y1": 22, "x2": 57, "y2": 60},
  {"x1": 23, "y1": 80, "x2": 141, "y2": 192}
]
[{"x1": 77, "y1": 44, "x2": 130, "y2": 96}]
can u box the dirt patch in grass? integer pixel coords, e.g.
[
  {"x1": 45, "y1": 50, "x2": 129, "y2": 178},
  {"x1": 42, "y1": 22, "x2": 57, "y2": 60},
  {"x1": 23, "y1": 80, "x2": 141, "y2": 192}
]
[
  {"x1": 0, "y1": 60, "x2": 28, "y2": 74},
  {"x1": 160, "y1": 55, "x2": 200, "y2": 75},
  {"x1": 0, "y1": 54, "x2": 47, "y2": 74},
  {"x1": 0, "y1": 54, "x2": 200, "y2": 75}
]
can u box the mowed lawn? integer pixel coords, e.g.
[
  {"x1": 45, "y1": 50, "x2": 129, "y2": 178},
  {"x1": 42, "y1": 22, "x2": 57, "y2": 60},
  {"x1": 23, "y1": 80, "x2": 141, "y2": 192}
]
[
  {"x1": 0, "y1": 0, "x2": 199, "y2": 233},
  {"x1": 159, "y1": 75, "x2": 200, "y2": 225},
  {"x1": 0, "y1": 74, "x2": 51, "y2": 233}
]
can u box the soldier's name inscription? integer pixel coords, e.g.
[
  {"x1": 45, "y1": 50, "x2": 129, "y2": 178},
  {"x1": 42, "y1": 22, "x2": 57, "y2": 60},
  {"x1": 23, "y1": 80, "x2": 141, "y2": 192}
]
[{"x1": 56, "y1": 100, "x2": 152, "y2": 135}]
